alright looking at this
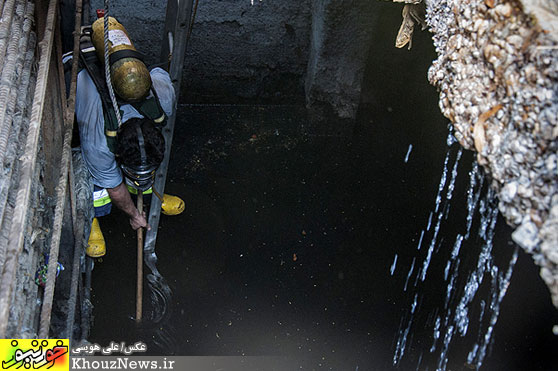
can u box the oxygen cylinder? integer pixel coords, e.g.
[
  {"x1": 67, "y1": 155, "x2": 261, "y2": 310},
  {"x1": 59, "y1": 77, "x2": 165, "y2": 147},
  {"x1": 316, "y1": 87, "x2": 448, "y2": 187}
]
[{"x1": 91, "y1": 16, "x2": 152, "y2": 102}]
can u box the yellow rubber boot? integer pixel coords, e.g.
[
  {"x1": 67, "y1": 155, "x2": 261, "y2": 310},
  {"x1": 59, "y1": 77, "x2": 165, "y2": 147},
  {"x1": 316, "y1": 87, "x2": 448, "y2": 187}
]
[
  {"x1": 161, "y1": 194, "x2": 185, "y2": 215},
  {"x1": 86, "y1": 217, "x2": 106, "y2": 257}
]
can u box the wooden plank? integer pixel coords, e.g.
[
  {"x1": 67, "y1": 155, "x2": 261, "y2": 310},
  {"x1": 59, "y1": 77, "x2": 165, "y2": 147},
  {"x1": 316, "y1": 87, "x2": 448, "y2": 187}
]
[
  {"x1": 41, "y1": 65, "x2": 59, "y2": 194},
  {"x1": 38, "y1": 0, "x2": 84, "y2": 337},
  {"x1": 38, "y1": 92, "x2": 73, "y2": 338},
  {"x1": 63, "y1": 0, "x2": 83, "y2": 340}
]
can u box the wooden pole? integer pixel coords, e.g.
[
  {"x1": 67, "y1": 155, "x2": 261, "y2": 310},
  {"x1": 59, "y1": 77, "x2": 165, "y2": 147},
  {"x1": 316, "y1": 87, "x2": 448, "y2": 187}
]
[
  {"x1": 136, "y1": 191, "x2": 143, "y2": 322},
  {"x1": 63, "y1": 0, "x2": 83, "y2": 341}
]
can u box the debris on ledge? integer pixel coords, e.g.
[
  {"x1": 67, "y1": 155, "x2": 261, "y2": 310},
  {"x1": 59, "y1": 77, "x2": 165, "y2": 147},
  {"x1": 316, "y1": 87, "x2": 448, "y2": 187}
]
[{"x1": 395, "y1": 1, "x2": 427, "y2": 50}]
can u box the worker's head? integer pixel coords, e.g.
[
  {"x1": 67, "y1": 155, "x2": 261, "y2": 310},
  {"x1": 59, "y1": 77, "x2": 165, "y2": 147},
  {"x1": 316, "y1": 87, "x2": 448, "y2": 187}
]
[{"x1": 115, "y1": 117, "x2": 165, "y2": 191}]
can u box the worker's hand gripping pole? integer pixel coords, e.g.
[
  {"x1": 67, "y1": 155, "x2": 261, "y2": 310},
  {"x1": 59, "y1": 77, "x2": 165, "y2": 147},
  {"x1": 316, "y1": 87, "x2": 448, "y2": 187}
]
[{"x1": 136, "y1": 191, "x2": 143, "y2": 323}]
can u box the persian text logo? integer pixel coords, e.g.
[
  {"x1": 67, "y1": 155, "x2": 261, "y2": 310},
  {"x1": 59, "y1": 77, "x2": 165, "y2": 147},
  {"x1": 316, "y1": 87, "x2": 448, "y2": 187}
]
[{"x1": 0, "y1": 339, "x2": 69, "y2": 370}]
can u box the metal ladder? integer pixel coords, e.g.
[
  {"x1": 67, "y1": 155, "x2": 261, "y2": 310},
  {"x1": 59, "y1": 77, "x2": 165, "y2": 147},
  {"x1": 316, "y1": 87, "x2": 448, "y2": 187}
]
[{"x1": 142, "y1": 0, "x2": 194, "y2": 322}]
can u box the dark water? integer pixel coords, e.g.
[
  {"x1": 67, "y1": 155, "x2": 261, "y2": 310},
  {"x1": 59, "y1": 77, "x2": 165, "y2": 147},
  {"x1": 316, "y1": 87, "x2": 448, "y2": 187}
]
[
  {"x1": 90, "y1": 102, "x2": 558, "y2": 370},
  {"x1": 90, "y1": 6, "x2": 558, "y2": 370}
]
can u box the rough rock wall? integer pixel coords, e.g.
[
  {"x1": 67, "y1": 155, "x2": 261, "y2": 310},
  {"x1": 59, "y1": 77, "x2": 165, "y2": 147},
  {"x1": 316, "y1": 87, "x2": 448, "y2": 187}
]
[{"x1": 425, "y1": 0, "x2": 558, "y2": 307}]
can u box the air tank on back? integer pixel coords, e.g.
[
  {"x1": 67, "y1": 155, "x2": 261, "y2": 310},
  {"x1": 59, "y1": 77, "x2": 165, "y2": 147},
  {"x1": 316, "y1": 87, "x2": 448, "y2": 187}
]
[{"x1": 91, "y1": 16, "x2": 152, "y2": 102}]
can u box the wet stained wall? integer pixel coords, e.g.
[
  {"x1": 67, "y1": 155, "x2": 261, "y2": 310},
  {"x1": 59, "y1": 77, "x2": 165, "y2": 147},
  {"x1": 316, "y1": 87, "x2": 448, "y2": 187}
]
[
  {"x1": 86, "y1": 1, "x2": 558, "y2": 370},
  {"x1": 89, "y1": 0, "x2": 312, "y2": 103}
]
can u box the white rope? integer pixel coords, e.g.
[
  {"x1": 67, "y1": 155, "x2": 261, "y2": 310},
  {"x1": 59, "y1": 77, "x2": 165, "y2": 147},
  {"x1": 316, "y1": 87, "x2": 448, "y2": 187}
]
[{"x1": 103, "y1": 0, "x2": 122, "y2": 127}]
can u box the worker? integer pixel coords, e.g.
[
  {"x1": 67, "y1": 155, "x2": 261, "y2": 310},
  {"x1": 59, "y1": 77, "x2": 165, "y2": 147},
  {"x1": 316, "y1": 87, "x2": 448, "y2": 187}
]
[{"x1": 73, "y1": 24, "x2": 184, "y2": 258}]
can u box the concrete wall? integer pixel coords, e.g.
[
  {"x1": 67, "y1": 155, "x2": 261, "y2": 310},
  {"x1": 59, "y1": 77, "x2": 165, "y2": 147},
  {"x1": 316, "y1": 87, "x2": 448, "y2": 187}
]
[
  {"x1": 305, "y1": 0, "x2": 379, "y2": 125},
  {"x1": 86, "y1": 1, "x2": 405, "y2": 137},
  {"x1": 87, "y1": 0, "x2": 385, "y2": 118},
  {"x1": 90, "y1": 0, "x2": 312, "y2": 103},
  {"x1": 182, "y1": 0, "x2": 312, "y2": 103}
]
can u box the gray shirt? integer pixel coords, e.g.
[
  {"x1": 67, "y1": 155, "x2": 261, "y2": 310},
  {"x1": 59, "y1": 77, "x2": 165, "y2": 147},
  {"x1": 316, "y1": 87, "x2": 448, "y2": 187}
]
[{"x1": 75, "y1": 67, "x2": 175, "y2": 189}]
